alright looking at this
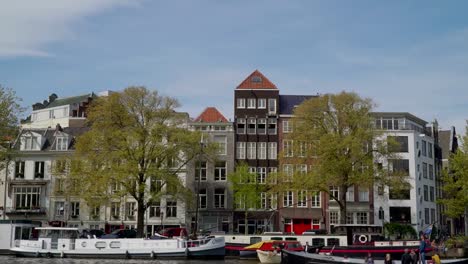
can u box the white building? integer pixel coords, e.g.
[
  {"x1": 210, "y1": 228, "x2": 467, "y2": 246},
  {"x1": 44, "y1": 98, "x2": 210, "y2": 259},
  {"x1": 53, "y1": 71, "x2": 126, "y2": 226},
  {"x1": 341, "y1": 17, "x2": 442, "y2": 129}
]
[{"x1": 373, "y1": 112, "x2": 437, "y2": 234}]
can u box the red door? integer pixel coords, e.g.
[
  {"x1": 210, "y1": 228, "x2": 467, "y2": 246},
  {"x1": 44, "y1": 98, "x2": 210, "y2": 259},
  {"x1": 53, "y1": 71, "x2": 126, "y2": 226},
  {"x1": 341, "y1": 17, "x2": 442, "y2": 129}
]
[{"x1": 292, "y1": 219, "x2": 311, "y2": 235}]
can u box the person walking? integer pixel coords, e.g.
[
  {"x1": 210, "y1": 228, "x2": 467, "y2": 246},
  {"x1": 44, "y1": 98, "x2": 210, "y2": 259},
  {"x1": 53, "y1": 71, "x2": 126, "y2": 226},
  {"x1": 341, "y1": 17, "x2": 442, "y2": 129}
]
[
  {"x1": 410, "y1": 249, "x2": 417, "y2": 264},
  {"x1": 384, "y1": 253, "x2": 393, "y2": 264},
  {"x1": 401, "y1": 248, "x2": 413, "y2": 264},
  {"x1": 419, "y1": 234, "x2": 427, "y2": 264}
]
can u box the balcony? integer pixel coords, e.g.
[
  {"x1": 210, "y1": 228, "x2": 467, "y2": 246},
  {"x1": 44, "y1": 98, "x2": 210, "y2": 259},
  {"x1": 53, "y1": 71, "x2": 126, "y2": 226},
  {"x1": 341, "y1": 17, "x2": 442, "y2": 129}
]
[{"x1": 5, "y1": 207, "x2": 47, "y2": 215}]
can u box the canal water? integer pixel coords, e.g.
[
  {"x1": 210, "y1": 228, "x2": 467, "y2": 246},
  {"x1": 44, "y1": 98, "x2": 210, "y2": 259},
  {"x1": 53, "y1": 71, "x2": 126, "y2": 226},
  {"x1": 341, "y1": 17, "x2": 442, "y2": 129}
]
[{"x1": 0, "y1": 256, "x2": 260, "y2": 264}]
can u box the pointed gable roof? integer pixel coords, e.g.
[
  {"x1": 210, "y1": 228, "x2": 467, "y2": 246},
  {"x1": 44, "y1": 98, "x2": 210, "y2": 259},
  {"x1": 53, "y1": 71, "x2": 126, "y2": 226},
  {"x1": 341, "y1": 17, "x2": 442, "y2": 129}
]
[
  {"x1": 236, "y1": 70, "x2": 278, "y2": 90},
  {"x1": 194, "y1": 107, "x2": 229, "y2": 123}
]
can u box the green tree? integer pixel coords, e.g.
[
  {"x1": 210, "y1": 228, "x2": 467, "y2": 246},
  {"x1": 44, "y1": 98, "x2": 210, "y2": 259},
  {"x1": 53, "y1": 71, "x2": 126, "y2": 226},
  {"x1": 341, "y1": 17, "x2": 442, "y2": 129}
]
[
  {"x1": 228, "y1": 163, "x2": 273, "y2": 234},
  {"x1": 275, "y1": 92, "x2": 403, "y2": 225},
  {"x1": 440, "y1": 123, "x2": 468, "y2": 232},
  {"x1": 0, "y1": 85, "x2": 23, "y2": 164},
  {"x1": 70, "y1": 86, "x2": 202, "y2": 237}
]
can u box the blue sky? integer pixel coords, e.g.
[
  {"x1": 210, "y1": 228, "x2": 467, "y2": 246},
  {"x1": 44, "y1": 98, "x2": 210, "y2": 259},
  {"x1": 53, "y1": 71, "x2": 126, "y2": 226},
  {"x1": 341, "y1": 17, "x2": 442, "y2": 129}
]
[{"x1": 1, "y1": 0, "x2": 467, "y2": 133}]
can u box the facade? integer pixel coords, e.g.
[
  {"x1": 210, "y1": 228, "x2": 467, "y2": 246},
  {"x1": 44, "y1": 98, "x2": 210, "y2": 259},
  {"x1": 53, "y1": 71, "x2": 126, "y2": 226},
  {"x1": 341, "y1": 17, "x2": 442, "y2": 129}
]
[
  {"x1": 187, "y1": 107, "x2": 235, "y2": 233},
  {"x1": 372, "y1": 112, "x2": 437, "y2": 233}
]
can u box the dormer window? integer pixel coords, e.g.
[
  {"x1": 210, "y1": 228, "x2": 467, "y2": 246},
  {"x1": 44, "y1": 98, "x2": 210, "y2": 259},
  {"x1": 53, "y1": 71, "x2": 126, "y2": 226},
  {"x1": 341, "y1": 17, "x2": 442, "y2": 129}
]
[
  {"x1": 23, "y1": 136, "x2": 38, "y2": 150},
  {"x1": 56, "y1": 137, "x2": 68, "y2": 151}
]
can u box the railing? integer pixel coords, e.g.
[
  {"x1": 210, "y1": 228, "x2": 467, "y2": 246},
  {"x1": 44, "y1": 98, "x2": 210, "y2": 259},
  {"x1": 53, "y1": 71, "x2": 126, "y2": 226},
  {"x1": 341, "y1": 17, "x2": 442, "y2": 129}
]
[{"x1": 5, "y1": 207, "x2": 47, "y2": 214}]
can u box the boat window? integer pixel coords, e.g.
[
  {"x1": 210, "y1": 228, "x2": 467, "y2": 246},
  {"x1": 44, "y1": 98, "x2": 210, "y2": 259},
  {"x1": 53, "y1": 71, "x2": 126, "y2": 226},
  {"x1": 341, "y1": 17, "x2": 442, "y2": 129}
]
[
  {"x1": 250, "y1": 237, "x2": 262, "y2": 244},
  {"x1": 312, "y1": 238, "x2": 325, "y2": 246},
  {"x1": 287, "y1": 242, "x2": 301, "y2": 249},
  {"x1": 95, "y1": 241, "x2": 107, "y2": 249},
  {"x1": 271, "y1": 237, "x2": 283, "y2": 241},
  {"x1": 285, "y1": 237, "x2": 297, "y2": 241},
  {"x1": 110, "y1": 241, "x2": 121, "y2": 248},
  {"x1": 327, "y1": 238, "x2": 340, "y2": 246}
]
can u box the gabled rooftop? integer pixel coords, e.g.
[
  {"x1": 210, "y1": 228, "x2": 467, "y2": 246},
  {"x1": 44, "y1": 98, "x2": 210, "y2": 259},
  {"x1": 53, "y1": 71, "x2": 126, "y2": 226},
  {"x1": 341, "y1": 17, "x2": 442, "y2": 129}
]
[
  {"x1": 236, "y1": 70, "x2": 278, "y2": 90},
  {"x1": 279, "y1": 95, "x2": 316, "y2": 115},
  {"x1": 194, "y1": 107, "x2": 229, "y2": 123}
]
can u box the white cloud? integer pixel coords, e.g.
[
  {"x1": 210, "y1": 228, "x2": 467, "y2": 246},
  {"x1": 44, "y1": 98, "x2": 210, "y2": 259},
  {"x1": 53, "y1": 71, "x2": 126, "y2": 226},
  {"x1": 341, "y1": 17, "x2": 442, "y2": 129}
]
[{"x1": 0, "y1": 0, "x2": 141, "y2": 57}]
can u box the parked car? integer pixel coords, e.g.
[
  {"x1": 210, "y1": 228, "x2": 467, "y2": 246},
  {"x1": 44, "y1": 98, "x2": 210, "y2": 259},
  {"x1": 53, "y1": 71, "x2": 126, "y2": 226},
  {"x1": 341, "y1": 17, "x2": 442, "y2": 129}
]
[
  {"x1": 101, "y1": 229, "x2": 137, "y2": 239},
  {"x1": 80, "y1": 229, "x2": 105, "y2": 238}
]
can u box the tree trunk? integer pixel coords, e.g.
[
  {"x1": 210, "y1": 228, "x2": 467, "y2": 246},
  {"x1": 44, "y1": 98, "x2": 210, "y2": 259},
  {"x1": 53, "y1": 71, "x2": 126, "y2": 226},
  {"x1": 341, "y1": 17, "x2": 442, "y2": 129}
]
[
  {"x1": 339, "y1": 185, "x2": 348, "y2": 225},
  {"x1": 137, "y1": 198, "x2": 145, "y2": 238}
]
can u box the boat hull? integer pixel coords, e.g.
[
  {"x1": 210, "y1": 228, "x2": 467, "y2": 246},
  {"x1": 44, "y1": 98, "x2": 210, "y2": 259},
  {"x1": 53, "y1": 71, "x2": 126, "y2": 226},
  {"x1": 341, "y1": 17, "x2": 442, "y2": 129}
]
[{"x1": 257, "y1": 249, "x2": 281, "y2": 263}]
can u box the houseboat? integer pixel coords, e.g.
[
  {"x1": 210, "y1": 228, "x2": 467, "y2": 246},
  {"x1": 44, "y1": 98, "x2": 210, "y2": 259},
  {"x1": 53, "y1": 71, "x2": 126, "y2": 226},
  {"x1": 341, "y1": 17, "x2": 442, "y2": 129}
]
[{"x1": 10, "y1": 227, "x2": 225, "y2": 259}]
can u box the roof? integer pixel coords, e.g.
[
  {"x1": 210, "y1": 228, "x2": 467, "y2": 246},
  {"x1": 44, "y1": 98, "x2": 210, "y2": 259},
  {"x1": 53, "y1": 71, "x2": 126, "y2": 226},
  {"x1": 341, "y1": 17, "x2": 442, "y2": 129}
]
[
  {"x1": 45, "y1": 93, "x2": 95, "y2": 109},
  {"x1": 371, "y1": 112, "x2": 428, "y2": 126},
  {"x1": 13, "y1": 126, "x2": 89, "y2": 151},
  {"x1": 194, "y1": 107, "x2": 228, "y2": 123},
  {"x1": 439, "y1": 127, "x2": 457, "y2": 159},
  {"x1": 236, "y1": 70, "x2": 278, "y2": 90},
  {"x1": 279, "y1": 95, "x2": 316, "y2": 115}
]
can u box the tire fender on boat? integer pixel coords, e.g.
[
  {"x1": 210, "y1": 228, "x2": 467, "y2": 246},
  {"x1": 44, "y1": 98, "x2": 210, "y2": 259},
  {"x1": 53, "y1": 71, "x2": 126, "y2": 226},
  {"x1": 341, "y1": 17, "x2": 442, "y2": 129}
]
[
  {"x1": 150, "y1": 250, "x2": 155, "y2": 259},
  {"x1": 60, "y1": 251, "x2": 64, "y2": 258},
  {"x1": 358, "y1": 235, "x2": 367, "y2": 244}
]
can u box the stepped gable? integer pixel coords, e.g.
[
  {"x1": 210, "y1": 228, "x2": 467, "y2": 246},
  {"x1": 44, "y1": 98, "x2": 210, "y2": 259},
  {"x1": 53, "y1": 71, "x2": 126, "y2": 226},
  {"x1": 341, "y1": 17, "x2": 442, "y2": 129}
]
[
  {"x1": 194, "y1": 107, "x2": 228, "y2": 123},
  {"x1": 236, "y1": 70, "x2": 278, "y2": 90}
]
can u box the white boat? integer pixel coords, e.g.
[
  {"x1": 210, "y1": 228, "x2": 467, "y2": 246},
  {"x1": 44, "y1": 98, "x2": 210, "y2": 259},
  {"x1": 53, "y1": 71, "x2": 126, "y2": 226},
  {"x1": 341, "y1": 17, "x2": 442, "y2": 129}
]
[
  {"x1": 10, "y1": 227, "x2": 225, "y2": 259},
  {"x1": 256, "y1": 249, "x2": 281, "y2": 263}
]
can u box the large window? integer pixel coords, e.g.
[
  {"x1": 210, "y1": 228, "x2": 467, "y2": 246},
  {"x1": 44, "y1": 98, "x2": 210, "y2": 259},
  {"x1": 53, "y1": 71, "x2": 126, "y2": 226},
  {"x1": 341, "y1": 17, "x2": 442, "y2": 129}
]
[
  {"x1": 423, "y1": 163, "x2": 428, "y2": 178},
  {"x1": 268, "y1": 142, "x2": 277, "y2": 160},
  {"x1": 428, "y1": 143, "x2": 433, "y2": 158},
  {"x1": 214, "y1": 189, "x2": 225, "y2": 208},
  {"x1": 429, "y1": 164, "x2": 434, "y2": 180},
  {"x1": 422, "y1": 140, "x2": 427, "y2": 156},
  {"x1": 357, "y1": 212, "x2": 368, "y2": 224},
  {"x1": 23, "y1": 136, "x2": 38, "y2": 150},
  {"x1": 111, "y1": 202, "x2": 120, "y2": 218},
  {"x1": 55, "y1": 201, "x2": 64, "y2": 216},
  {"x1": 14, "y1": 186, "x2": 40, "y2": 209},
  {"x1": 247, "y1": 98, "x2": 256, "y2": 109},
  {"x1": 425, "y1": 208, "x2": 429, "y2": 225},
  {"x1": 247, "y1": 118, "x2": 256, "y2": 134},
  {"x1": 283, "y1": 191, "x2": 293, "y2": 207},
  {"x1": 311, "y1": 192, "x2": 321, "y2": 207},
  {"x1": 258, "y1": 142, "x2": 267, "y2": 160},
  {"x1": 199, "y1": 189, "x2": 207, "y2": 209},
  {"x1": 389, "y1": 187, "x2": 410, "y2": 200},
  {"x1": 346, "y1": 186, "x2": 354, "y2": 202},
  {"x1": 236, "y1": 142, "x2": 246, "y2": 159},
  {"x1": 214, "y1": 161, "x2": 226, "y2": 181},
  {"x1": 34, "y1": 161, "x2": 45, "y2": 178},
  {"x1": 237, "y1": 118, "x2": 246, "y2": 134},
  {"x1": 257, "y1": 167, "x2": 266, "y2": 184},
  {"x1": 429, "y1": 186, "x2": 434, "y2": 202},
  {"x1": 330, "y1": 211, "x2": 339, "y2": 225},
  {"x1": 283, "y1": 140, "x2": 293, "y2": 157},
  {"x1": 258, "y1": 98, "x2": 266, "y2": 109},
  {"x1": 283, "y1": 120, "x2": 292, "y2": 133},
  {"x1": 56, "y1": 136, "x2": 68, "y2": 151},
  {"x1": 329, "y1": 186, "x2": 339, "y2": 200},
  {"x1": 359, "y1": 188, "x2": 369, "y2": 202},
  {"x1": 149, "y1": 201, "x2": 161, "y2": 217},
  {"x1": 247, "y1": 142, "x2": 256, "y2": 159},
  {"x1": 125, "y1": 202, "x2": 135, "y2": 217},
  {"x1": 388, "y1": 136, "x2": 408, "y2": 152},
  {"x1": 214, "y1": 136, "x2": 227, "y2": 155},
  {"x1": 15, "y1": 161, "x2": 25, "y2": 178},
  {"x1": 389, "y1": 206, "x2": 411, "y2": 223},
  {"x1": 195, "y1": 161, "x2": 207, "y2": 181},
  {"x1": 424, "y1": 185, "x2": 428, "y2": 201},
  {"x1": 268, "y1": 118, "x2": 277, "y2": 135},
  {"x1": 389, "y1": 159, "x2": 409, "y2": 175},
  {"x1": 257, "y1": 118, "x2": 266, "y2": 134},
  {"x1": 166, "y1": 201, "x2": 177, "y2": 217},
  {"x1": 71, "y1": 202, "x2": 80, "y2": 217},
  {"x1": 268, "y1": 98, "x2": 276, "y2": 114},
  {"x1": 297, "y1": 190, "x2": 307, "y2": 207},
  {"x1": 283, "y1": 164, "x2": 293, "y2": 182},
  {"x1": 236, "y1": 98, "x2": 245, "y2": 109}
]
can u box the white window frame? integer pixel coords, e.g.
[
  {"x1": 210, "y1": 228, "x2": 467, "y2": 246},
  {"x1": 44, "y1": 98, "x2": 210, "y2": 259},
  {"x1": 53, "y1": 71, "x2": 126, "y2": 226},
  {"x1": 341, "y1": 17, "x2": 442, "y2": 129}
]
[
  {"x1": 247, "y1": 98, "x2": 256, "y2": 109},
  {"x1": 236, "y1": 98, "x2": 246, "y2": 109},
  {"x1": 283, "y1": 164, "x2": 293, "y2": 182},
  {"x1": 283, "y1": 191, "x2": 293, "y2": 207},
  {"x1": 236, "y1": 118, "x2": 246, "y2": 134},
  {"x1": 268, "y1": 98, "x2": 276, "y2": 114},
  {"x1": 257, "y1": 118, "x2": 267, "y2": 135},
  {"x1": 71, "y1": 201, "x2": 80, "y2": 216},
  {"x1": 297, "y1": 190, "x2": 307, "y2": 207},
  {"x1": 268, "y1": 142, "x2": 277, "y2": 160},
  {"x1": 247, "y1": 118, "x2": 256, "y2": 134},
  {"x1": 258, "y1": 142, "x2": 267, "y2": 160},
  {"x1": 283, "y1": 120, "x2": 292, "y2": 133},
  {"x1": 214, "y1": 161, "x2": 227, "y2": 181},
  {"x1": 214, "y1": 135, "x2": 227, "y2": 155},
  {"x1": 214, "y1": 189, "x2": 226, "y2": 209},
  {"x1": 236, "y1": 142, "x2": 246, "y2": 159},
  {"x1": 258, "y1": 98, "x2": 266, "y2": 109},
  {"x1": 311, "y1": 192, "x2": 321, "y2": 208},
  {"x1": 257, "y1": 167, "x2": 266, "y2": 184},
  {"x1": 247, "y1": 142, "x2": 256, "y2": 160},
  {"x1": 56, "y1": 136, "x2": 68, "y2": 151},
  {"x1": 283, "y1": 140, "x2": 293, "y2": 157}
]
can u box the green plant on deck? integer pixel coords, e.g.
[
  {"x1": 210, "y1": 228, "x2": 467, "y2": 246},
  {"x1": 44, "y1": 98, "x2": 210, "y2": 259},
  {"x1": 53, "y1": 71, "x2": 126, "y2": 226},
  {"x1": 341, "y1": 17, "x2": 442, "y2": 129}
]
[{"x1": 383, "y1": 222, "x2": 417, "y2": 239}]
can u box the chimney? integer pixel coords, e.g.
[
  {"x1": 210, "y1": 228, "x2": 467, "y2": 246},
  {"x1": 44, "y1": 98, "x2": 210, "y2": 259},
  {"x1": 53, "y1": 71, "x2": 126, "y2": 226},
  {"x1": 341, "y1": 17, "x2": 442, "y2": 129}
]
[
  {"x1": 55, "y1": 123, "x2": 63, "y2": 132},
  {"x1": 49, "y1": 93, "x2": 58, "y2": 103}
]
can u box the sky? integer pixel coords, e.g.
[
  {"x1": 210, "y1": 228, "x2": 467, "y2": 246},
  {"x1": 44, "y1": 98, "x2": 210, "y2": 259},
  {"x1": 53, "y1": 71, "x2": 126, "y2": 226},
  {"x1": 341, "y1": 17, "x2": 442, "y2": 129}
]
[{"x1": 1, "y1": 0, "x2": 468, "y2": 134}]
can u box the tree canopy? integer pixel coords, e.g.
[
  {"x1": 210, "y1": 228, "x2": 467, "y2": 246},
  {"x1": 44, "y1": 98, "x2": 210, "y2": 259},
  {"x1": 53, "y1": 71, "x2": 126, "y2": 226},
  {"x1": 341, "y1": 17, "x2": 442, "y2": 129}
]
[
  {"x1": 0, "y1": 85, "x2": 23, "y2": 165},
  {"x1": 274, "y1": 91, "x2": 403, "y2": 224},
  {"x1": 70, "y1": 86, "x2": 202, "y2": 237},
  {"x1": 440, "y1": 123, "x2": 468, "y2": 219}
]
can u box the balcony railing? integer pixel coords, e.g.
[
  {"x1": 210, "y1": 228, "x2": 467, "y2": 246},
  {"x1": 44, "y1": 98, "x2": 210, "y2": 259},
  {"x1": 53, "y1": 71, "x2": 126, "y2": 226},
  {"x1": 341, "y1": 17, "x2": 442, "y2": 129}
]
[{"x1": 5, "y1": 207, "x2": 47, "y2": 214}]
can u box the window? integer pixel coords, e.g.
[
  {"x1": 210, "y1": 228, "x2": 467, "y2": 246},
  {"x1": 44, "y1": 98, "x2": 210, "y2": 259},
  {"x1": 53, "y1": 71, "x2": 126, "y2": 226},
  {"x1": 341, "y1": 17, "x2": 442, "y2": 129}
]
[
  {"x1": 357, "y1": 212, "x2": 368, "y2": 224},
  {"x1": 346, "y1": 186, "x2": 354, "y2": 202},
  {"x1": 54, "y1": 159, "x2": 67, "y2": 173},
  {"x1": 428, "y1": 143, "x2": 433, "y2": 158},
  {"x1": 388, "y1": 159, "x2": 410, "y2": 174},
  {"x1": 247, "y1": 98, "x2": 256, "y2": 109},
  {"x1": 55, "y1": 201, "x2": 64, "y2": 216},
  {"x1": 329, "y1": 186, "x2": 339, "y2": 200},
  {"x1": 247, "y1": 118, "x2": 256, "y2": 134},
  {"x1": 429, "y1": 164, "x2": 434, "y2": 180},
  {"x1": 422, "y1": 140, "x2": 427, "y2": 156},
  {"x1": 149, "y1": 201, "x2": 161, "y2": 217},
  {"x1": 125, "y1": 202, "x2": 135, "y2": 217},
  {"x1": 236, "y1": 142, "x2": 246, "y2": 159},
  {"x1": 330, "y1": 211, "x2": 339, "y2": 225},
  {"x1": 424, "y1": 185, "x2": 428, "y2": 201},
  {"x1": 429, "y1": 186, "x2": 434, "y2": 202},
  {"x1": 257, "y1": 167, "x2": 266, "y2": 184},
  {"x1": 55, "y1": 178, "x2": 64, "y2": 193},
  {"x1": 359, "y1": 188, "x2": 369, "y2": 202},
  {"x1": 268, "y1": 167, "x2": 277, "y2": 184},
  {"x1": 388, "y1": 136, "x2": 408, "y2": 152},
  {"x1": 258, "y1": 98, "x2": 266, "y2": 109},
  {"x1": 311, "y1": 192, "x2": 321, "y2": 207},
  {"x1": 257, "y1": 118, "x2": 266, "y2": 134},
  {"x1": 347, "y1": 212, "x2": 354, "y2": 224},
  {"x1": 389, "y1": 187, "x2": 411, "y2": 200},
  {"x1": 268, "y1": 118, "x2": 277, "y2": 134},
  {"x1": 56, "y1": 136, "x2": 68, "y2": 151},
  {"x1": 214, "y1": 161, "x2": 226, "y2": 181},
  {"x1": 15, "y1": 161, "x2": 25, "y2": 178},
  {"x1": 283, "y1": 164, "x2": 293, "y2": 182},
  {"x1": 150, "y1": 179, "x2": 162, "y2": 193},
  {"x1": 258, "y1": 142, "x2": 267, "y2": 159},
  {"x1": 34, "y1": 161, "x2": 45, "y2": 178},
  {"x1": 424, "y1": 208, "x2": 429, "y2": 225},
  {"x1": 199, "y1": 189, "x2": 207, "y2": 209},
  {"x1": 283, "y1": 120, "x2": 292, "y2": 133},
  {"x1": 111, "y1": 202, "x2": 120, "y2": 218},
  {"x1": 283, "y1": 191, "x2": 293, "y2": 207},
  {"x1": 268, "y1": 98, "x2": 276, "y2": 114},
  {"x1": 237, "y1": 118, "x2": 246, "y2": 134},
  {"x1": 214, "y1": 136, "x2": 227, "y2": 155},
  {"x1": 298, "y1": 190, "x2": 307, "y2": 207},
  {"x1": 195, "y1": 161, "x2": 207, "y2": 181},
  {"x1": 236, "y1": 98, "x2": 245, "y2": 108},
  {"x1": 423, "y1": 162, "x2": 428, "y2": 178},
  {"x1": 49, "y1": 110, "x2": 54, "y2": 118},
  {"x1": 283, "y1": 140, "x2": 293, "y2": 157},
  {"x1": 14, "y1": 186, "x2": 41, "y2": 209},
  {"x1": 214, "y1": 189, "x2": 225, "y2": 208},
  {"x1": 166, "y1": 201, "x2": 177, "y2": 217},
  {"x1": 260, "y1": 193, "x2": 267, "y2": 209},
  {"x1": 298, "y1": 141, "x2": 306, "y2": 157},
  {"x1": 91, "y1": 206, "x2": 100, "y2": 218},
  {"x1": 71, "y1": 202, "x2": 80, "y2": 216},
  {"x1": 296, "y1": 164, "x2": 307, "y2": 176},
  {"x1": 430, "y1": 208, "x2": 436, "y2": 224},
  {"x1": 23, "y1": 136, "x2": 38, "y2": 150},
  {"x1": 268, "y1": 142, "x2": 277, "y2": 160},
  {"x1": 247, "y1": 142, "x2": 256, "y2": 159}
]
